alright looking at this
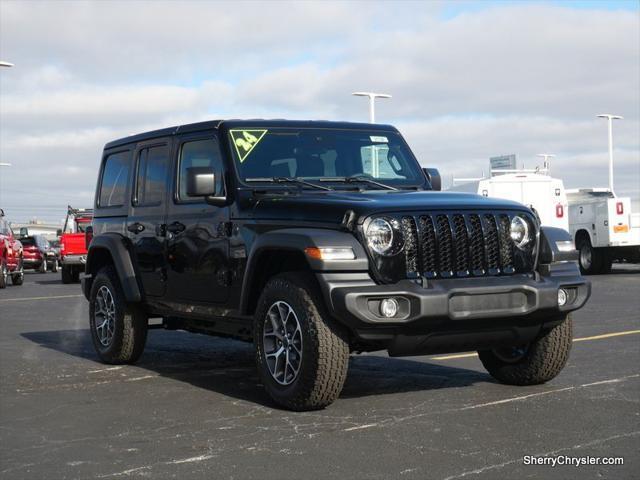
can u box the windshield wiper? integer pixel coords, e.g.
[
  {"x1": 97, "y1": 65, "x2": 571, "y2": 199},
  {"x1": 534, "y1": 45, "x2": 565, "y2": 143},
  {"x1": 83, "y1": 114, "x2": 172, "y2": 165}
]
[
  {"x1": 319, "y1": 175, "x2": 398, "y2": 191},
  {"x1": 245, "y1": 177, "x2": 333, "y2": 191}
]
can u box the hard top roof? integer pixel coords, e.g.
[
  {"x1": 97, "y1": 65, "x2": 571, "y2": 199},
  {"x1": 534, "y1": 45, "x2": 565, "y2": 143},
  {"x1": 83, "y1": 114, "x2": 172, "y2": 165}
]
[{"x1": 104, "y1": 119, "x2": 399, "y2": 149}]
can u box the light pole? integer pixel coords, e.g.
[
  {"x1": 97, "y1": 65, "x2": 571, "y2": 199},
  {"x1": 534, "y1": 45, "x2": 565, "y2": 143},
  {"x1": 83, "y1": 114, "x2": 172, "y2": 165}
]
[
  {"x1": 0, "y1": 163, "x2": 12, "y2": 167},
  {"x1": 352, "y1": 92, "x2": 391, "y2": 123},
  {"x1": 597, "y1": 114, "x2": 623, "y2": 193}
]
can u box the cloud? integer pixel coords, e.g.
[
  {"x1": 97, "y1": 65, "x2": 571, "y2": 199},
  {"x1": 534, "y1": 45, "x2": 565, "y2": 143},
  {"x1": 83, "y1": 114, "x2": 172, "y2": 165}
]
[{"x1": 0, "y1": 0, "x2": 638, "y2": 221}]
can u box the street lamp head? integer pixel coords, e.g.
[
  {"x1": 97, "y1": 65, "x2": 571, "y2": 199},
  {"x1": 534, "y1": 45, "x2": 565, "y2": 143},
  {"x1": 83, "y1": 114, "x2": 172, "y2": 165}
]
[
  {"x1": 352, "y1": 91, "x2": 392, "y2": 99},
  {"x1": 0, "y1": 61, "x2": 14, "y2": 68},
  {"x1": 597, "y1": 114, "x2": 623, "y2": 120}
]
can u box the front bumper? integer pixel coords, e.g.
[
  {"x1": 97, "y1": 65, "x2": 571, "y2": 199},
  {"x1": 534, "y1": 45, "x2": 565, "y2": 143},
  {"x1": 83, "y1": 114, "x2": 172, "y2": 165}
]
[
  {"x1": 62, "y1": 254, "x2": 87, "y2": 266},
  {"x1": 319, "y1": 262, "x2": 590, "y2": 356}
]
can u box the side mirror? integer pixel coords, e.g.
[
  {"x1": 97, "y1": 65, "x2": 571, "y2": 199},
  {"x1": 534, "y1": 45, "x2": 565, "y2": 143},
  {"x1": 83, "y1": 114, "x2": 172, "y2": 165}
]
[
  {"x1": 423, "y1": 168, "x2": 442, "y2": 191},
  {"x1": 186, "y1": 167, "x2": 227, "y2": 206}
]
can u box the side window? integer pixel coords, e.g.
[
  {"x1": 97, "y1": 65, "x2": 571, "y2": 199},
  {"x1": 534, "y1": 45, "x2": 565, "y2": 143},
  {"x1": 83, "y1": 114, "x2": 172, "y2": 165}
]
[
  {"x1": 99, "y1": 151, "x2": 131, "y2": 208},
  {"x1": 177, "y1": 138, "x2": 223, "y2": 202},
  {"x1": 135, "y1": 144, "x2": 169, "y2": 206}
]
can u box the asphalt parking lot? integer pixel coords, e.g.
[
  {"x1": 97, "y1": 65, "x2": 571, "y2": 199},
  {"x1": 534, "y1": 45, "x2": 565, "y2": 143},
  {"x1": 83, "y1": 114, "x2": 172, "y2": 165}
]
[{"x1": 0, "y1": 267, "x2": 638, "y2": 480}]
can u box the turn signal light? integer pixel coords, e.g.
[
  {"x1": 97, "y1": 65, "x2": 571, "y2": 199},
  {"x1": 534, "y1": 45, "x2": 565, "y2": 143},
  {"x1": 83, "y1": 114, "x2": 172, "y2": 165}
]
[{"x1": 304, "y1": 247, "x2": 355, "y2": 260}]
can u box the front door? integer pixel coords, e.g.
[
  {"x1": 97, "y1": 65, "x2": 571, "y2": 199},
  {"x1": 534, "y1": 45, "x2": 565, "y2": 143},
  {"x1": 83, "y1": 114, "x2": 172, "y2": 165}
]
[
  {"x1": 126, "y1": 140, "x2": 171, "y2": 297},
  {"x1": 165, "y1": 134, "x2": 229, "y2": 304}
]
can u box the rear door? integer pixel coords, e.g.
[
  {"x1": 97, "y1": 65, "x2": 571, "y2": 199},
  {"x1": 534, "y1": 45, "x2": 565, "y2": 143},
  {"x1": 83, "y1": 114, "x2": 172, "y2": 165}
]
[
  {"x1": 127, "y1": 139, "x2": 171, "y2": 298},
  {"x1": 165, "y1": 132, "x2": 230, "y2": 304}
]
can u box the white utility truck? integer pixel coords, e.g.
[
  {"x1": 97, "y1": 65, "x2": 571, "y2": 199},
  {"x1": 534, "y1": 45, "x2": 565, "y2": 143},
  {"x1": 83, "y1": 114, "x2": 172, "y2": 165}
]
[
  {"x1": 567, "y1": 189, "x2": 640, "y2": 274},
  {"x1": 448, "y1": 157, "x2": 569, "y2": 231}
]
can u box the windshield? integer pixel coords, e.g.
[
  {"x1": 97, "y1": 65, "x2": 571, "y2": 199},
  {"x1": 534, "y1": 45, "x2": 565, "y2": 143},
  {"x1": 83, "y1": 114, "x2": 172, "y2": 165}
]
[{"x1": 228, "y1": 127, "x2": 426, "y2": 189}]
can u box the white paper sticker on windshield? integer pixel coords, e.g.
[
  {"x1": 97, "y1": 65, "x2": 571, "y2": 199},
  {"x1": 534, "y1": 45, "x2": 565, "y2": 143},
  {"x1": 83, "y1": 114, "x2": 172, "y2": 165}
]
[{"x1": 370, "y1": 135, "x2": 388, "y2": 143}]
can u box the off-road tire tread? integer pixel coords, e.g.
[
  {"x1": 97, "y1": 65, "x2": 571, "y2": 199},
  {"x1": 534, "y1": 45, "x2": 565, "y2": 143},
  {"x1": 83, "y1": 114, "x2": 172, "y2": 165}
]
[
  {"x1": 255, "y1": 272, "x2": 349, "y2": 411},
  {"x1": 478, "y1": 315, "x2": 572, "y2": 385},
  {"x1": 90, "y1": 266, "x2": 147, "y2": 364}
]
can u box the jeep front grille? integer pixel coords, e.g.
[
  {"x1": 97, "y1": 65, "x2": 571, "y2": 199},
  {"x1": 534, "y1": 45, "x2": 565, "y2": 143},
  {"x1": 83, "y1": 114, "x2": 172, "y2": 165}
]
[{"x1": 400, "y1": 212, "x2": 533, "y2": 279}]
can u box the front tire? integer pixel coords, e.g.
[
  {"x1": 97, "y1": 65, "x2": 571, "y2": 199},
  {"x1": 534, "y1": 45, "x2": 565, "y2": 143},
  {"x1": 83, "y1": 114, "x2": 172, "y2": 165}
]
[
  {"x1": 254, "y1": 272, "x2": 350, "y2": 411},
  {"x1": 479, "y1": 315, "x2": 573, "y2": 385},
  {"x1": 89, "y1": 266, "x2": 147, "y2": 364}
]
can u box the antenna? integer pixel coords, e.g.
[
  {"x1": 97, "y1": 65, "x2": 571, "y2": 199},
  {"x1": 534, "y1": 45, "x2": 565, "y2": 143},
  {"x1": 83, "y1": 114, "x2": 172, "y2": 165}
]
[{"x1": 536, "y1": 154, "x2": 555, "y2": 173}]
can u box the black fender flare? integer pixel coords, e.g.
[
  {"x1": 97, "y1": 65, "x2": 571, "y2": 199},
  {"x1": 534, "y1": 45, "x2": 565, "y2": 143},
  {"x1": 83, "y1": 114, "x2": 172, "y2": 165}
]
[
  {"x1": 239, "y1": 228, "x2": 369, "y2": 315},
  {"x1": 85, "y1": 233, "x2": 142, "y2": 303},
  {"x1": 538, "y1": 226, "x2": 578, "y2": 264}
]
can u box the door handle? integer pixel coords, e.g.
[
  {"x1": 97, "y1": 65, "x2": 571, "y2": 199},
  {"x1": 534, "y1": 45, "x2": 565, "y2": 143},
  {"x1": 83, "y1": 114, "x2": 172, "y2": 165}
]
[
  {"x1": 166, "y1": 221, "x2": 186, "y2": 234},
  {"x1": 127, "y1": 222, "x2": 145, "y2": 234}
]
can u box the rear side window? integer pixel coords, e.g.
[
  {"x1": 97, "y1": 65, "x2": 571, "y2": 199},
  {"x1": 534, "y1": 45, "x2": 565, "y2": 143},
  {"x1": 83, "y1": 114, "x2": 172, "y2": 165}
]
[
  {"x1": 178, "y1": 138, "x2": 223, "y2": 202},
  {"x1": 135, "y1": 144, "x2": 169, "y2": 206},
  {"x1": 99, "y1": 151, "x2": 130, "y2": 207}
]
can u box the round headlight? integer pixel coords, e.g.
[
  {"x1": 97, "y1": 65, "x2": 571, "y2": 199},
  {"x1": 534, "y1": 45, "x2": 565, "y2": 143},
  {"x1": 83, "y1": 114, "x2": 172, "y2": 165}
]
[
  {"x1": 510, "y1": 215, "x2": 532, "y2": 249},
  {"x1": 366, "y1": 218, "x2": 394, "y2": 255}
]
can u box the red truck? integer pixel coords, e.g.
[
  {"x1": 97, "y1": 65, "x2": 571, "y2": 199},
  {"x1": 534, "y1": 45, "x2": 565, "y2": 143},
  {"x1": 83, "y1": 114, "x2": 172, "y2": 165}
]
[
  {"x1": 59, "y1": 206, "x2": 93, "y2": 284},
  {"x1": 0, "y1": 208, "x2": 24, "y2": 288}
]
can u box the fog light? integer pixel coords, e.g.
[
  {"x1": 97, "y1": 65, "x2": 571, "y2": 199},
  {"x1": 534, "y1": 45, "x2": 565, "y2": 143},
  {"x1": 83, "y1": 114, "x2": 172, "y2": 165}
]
[
  {"x1": 558, "y1": 289, "x2": 568, "y2": 306},
  {"x1": 380, "y1": 298, "x2": 399, "y2": 318}
]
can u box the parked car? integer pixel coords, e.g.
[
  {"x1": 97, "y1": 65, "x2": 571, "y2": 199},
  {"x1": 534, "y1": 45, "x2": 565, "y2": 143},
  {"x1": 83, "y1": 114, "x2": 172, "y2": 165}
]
[
  {"x1": 83, "y1": 119, "x2": 590, "y2": 410},
  {"x1": 0, "y1": 208, "x2": 24, "y2": 288},
  {"x1": 20, "y1": 235, "x2": 58, "y2": 273},
  {"x1": 60, "y1": 206, "x2": 93, "y2": 283}
]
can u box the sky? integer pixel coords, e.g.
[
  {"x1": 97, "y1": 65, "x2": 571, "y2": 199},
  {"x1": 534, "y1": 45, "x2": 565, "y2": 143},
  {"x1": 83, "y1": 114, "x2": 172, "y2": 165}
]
[{"x1": 0, "y1": 0, "x2": 638, "y2": 223}]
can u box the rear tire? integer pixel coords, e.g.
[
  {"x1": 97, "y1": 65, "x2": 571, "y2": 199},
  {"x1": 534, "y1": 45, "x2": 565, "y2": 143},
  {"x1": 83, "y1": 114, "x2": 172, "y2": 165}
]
[
  {"x1": 71, "y1": 267, "x2": 80, "y2": 283},
  {"x1": 49, "y1": 259, "x2": 59, "y2": 273},
  {"x1": 61, "y1": 265, "x2": 73, "y2": 284},
  {"x1": 0, "y1": 259, "x2": 7, "y2": 289},
  {"x1": 38, "y1": 260, "x2": 47, "y2": 274},
  {"x1": 254, "y1": 272, "x2": 350, "y2": 411},
  {"x1": 11, "y1": 258, "x2": 24, "y2": 286},
  {"x1": 89, "y1": 266, "x2": 147, "y2": 364},
  {"x1": 479, "y1": 315, "x2": 573, "y2": 385},
  {"x1": 577, "y1": 237, "x2": 603, "y2": 275}
]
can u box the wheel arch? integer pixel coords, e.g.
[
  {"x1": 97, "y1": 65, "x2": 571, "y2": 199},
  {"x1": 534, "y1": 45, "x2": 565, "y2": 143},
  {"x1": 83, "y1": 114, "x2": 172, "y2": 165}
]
[
  {"x1": 85, "y1": 233, "x2": 142, "y2": 303},
  {"x1": 239, "y1": 228, "x2": 368, "y2": 316},
  {"x1": 574, "y1": 229, "x2": 592, "y2": 246}
]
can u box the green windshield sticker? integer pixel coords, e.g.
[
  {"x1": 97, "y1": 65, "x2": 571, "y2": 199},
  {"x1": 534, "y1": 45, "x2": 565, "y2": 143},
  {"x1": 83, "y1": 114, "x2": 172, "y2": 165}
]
[{"x1": 230, "y1": 129, "x2": 268, "y2": 163}]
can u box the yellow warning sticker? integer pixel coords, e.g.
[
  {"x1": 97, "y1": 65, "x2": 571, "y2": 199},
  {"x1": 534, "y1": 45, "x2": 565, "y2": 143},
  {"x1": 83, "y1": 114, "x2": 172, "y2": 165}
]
[{"x1": 230, "y1": 129, "x2": 268, "y2": 163}]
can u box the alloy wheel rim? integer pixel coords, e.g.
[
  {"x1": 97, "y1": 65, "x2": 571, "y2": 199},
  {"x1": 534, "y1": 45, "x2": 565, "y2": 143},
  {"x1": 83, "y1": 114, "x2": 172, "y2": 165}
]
[
  {"x1": 1, "y1": 263, "x2": 7, "y2": 283},
  {"x1": 262, "y1": 301, "x2": 303, "y2": 385},
  {"x1": 94, "y1": 285, "x2": 116, "y2": 347}
]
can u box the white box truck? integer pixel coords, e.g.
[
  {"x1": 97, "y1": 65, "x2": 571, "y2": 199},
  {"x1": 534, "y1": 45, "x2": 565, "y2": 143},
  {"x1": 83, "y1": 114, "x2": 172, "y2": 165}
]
[{"x1": 448, "y1": 168, "x2": 569, "y2": 232}]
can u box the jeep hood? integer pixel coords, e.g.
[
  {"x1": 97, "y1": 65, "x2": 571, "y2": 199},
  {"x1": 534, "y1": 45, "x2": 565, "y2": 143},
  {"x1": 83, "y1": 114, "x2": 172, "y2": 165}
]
[{"x1": 249, "y1": 190, "x2": 530, "y2": 224}]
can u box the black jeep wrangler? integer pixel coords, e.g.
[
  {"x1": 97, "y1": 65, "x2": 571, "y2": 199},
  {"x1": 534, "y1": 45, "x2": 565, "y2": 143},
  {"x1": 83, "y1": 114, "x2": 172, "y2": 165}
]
[{"x1": 83, "y1": 120, "x2": 590, "y2": 410}]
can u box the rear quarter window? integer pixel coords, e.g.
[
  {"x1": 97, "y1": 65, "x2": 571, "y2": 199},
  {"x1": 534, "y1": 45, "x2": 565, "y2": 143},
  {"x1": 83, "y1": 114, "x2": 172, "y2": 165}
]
[{"x1": 99, "y1": 151, "x2": 131, "y2": 208}]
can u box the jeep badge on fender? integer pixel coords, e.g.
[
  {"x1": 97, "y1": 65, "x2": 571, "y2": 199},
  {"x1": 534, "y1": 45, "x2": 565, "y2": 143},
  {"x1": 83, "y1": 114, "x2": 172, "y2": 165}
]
[{"x1": 82, "y1": 120, "x2": 591, "y2": 411}]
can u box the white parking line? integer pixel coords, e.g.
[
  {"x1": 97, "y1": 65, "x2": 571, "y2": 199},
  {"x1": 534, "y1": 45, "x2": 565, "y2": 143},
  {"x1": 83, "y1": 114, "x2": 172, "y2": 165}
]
[{"x1": 0, "y1": 294, "x2": 84, "y2": 303}]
